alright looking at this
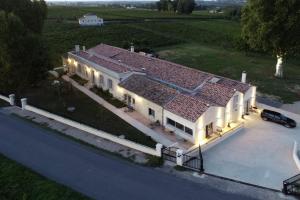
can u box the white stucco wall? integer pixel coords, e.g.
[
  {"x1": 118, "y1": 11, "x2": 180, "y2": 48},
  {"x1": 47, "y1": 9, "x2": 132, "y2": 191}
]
[
  {"x1": 196, "y1": 106, "x2": 220, "y2": 144},
  {"x1": 244, "y1": 86, "x2": 257, "y2": 108},
  {"x1": 117, "y1": 88, "x2": 164, "y2": 124},
  {"x1": 163, "y1": 110, "x2": 196, "y2": 143},
  {"x1": 79, "y1": 15, "x2": 103, "y2": 26}
]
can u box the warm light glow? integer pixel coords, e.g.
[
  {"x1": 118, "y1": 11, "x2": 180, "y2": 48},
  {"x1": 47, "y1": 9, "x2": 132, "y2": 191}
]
[
  {"x1": 238, "y1": 93, "x2": 244, "y2": 120},
  {"x1": 251, "y1": 86, "x2": 257, "y2": 107},
  {"x1": 135, "y1": 95, "x2": 143, "y2": 103},
  {"x1": 117, "y1": 86, "x2": 124, "y2": 94},
  {"x1": 74, "y1": 61, "x2": 78, "y2": 67},
  {"x1": 94, "y1": 71, "x2": 99, "y2": 77},
  {"x1": 216, "y1": 107, "x2": 224, "y2": 127},
  {"x1": 86, "y1": 66, "x2": 91, "y2": 73},
  {"x1": 68, "y1": 58, "x2": 72, "y2": 63}
]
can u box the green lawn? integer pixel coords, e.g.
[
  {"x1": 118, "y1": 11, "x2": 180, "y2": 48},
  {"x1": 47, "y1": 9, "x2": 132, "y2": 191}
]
[
  {"x1": 157, "y1": 43, "x2": 300, "y2": 103},
  {"x1": 0, "y1": 99, "x2": 9, "y2": 107},
  {"x1": 44, "y1": 7, "x2": 300, "y2": 103},
  {"x1": 20, "y1": 78, "x2": 156, "y2": 148},
  {"x1": 47, "y1": 6, "x2": 221, "y2": 20},
  {"x1": 0, "y1": 154, "x2": 88, "y2": 200}
]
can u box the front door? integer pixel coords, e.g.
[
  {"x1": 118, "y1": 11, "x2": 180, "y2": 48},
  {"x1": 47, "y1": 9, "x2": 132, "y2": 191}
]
[
  {"x1": 206, "y1": 122, "x2": 213, "y2": 138},
  {"x1": 245, "y1": 100, "x2": 250, "y2": 115},
  {"x1": 127, "y1": 95, "x2": 132, "y2": 107}
]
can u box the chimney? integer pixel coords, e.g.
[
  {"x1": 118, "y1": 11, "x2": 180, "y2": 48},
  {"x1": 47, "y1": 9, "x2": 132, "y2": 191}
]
[
  {"x1": 130, "y1": 45, "x2": 134, "y2": 53},
  {"x1": 82, "y1": 46, "x2": 86, "y2": 51},
  {"x1": 241, "y1": 71, "x2": 247, "y2": 83},
  {"x1": 75, "y1": 45, "x2": 80, "y2": 52}
]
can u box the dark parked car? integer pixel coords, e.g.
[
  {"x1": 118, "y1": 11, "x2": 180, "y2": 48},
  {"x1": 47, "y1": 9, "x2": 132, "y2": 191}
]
[{"x1": 261, "y1": 109, "x2": 297, "y2": 128}]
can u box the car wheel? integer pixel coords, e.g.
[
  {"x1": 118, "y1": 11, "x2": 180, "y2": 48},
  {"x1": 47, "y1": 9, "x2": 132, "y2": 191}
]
[
  {"x1": 262, "y1": 117, "x2": 268, "y2": 121},
  {"x1": 284, "y1": 124, "x2": 291, "y2": 128}
]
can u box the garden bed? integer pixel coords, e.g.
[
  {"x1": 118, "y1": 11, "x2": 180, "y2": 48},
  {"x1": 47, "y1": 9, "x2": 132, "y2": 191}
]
[
  {"x1": 90, "y1": 87, "x2": 127, "y2": 108},
  {"x1": 70, "y1": 74, "x2": 88, "y2": 86}
]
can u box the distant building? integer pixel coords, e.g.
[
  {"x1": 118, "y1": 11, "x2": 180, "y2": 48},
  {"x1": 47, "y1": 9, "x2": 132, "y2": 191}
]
[{"x1": 78, "y1": 13, "x2": 103, "y2": 26}]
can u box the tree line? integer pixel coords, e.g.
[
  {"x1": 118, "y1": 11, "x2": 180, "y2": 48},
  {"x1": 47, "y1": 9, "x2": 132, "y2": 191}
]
[
  {"x1": 0, "y1": 0, "x2": 50, "y2": 94},
  {"x1": 156, "y1": 0, "x2": 196, "y2": 14}
]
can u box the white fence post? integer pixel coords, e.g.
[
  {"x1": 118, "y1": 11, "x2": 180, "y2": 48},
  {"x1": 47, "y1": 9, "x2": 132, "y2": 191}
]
[
  {"x1": 156, "y1": 143, "x2": 163, "y2": 157},
  {"x1": 9, "y1": 94, "x2": 15, "y2": 106},
  {"x1": 21, "y1": 98, "x2": 27, "y2": 110},
  {"x1": 176, "y1": 149, "x2": 183, "y2": 166}
]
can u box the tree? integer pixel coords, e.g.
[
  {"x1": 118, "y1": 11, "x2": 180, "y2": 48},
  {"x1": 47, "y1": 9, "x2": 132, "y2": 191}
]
[
  {"x1": 0, "y1": 0, "x2": 50, "y2": 93},
  {"x1": 241, "y1": 0, "x2": 300, "y2": 78},
  {"x1": 157, "y1": 0, "x2": 195, "y2": 14},
  {"x1": 177, "y1": 0, "x2": 184, "y2": 14},
  {"x1": 183, "y1": 0, "x2": 195, "y2": 14}
]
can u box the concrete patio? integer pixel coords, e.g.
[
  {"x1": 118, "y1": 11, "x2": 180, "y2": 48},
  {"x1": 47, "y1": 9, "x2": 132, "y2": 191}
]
[
  {"x1": 203, "y1": 107, "x2": 300, "y2": 190},
  {"x1": 121, "y1": 107, "x2": 194, "y2": 150}
]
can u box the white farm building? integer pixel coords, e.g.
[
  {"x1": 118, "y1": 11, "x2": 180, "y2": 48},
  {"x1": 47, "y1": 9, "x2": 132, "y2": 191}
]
[
  {"x1": 65, "y1": 44, "x2": 256, "y2": 146},
  {"x1": 78, "y1": 13, "x2": 103, "y2": 26}
]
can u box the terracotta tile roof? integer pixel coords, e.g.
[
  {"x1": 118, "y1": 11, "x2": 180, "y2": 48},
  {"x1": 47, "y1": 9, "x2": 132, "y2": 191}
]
[
  {"x1": 88, "y1": 44, "x2": 123, "y2": 58},
  {"x1": 69, "y1": 44, "x2": 254, "y2": 122},
  {"x1": 195, "y1": 82, "x2": 236, "y2": 106},
  {"x1": 119, "y1": 74, "x2": 178, "y2": 106},
  {"x1": 88, "y1": 44, "x2": 213, "y2": 91},
  {"x1": 217, "y1": 78, "x2": 250, "y2": 93},
  {"x1": 71, "y1": 51, "x2": 135, "y2": 73},
  {"x1": 164, "y1": 93, "x2": 210, "y2": 122}
]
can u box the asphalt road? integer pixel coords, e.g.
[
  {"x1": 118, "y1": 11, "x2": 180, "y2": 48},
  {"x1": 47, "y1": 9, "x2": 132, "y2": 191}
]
[{"x1": 0, "y1": 112, "x2": 255, "y2": 200}]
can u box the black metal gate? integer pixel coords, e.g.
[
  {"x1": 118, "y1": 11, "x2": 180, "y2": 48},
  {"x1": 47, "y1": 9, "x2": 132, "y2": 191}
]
[
  {"x1": 182, "y1": 154, "x2": 201, "y2": 171},
  {"x1": 162, "y1": 147, "x2": 178, "y2": 163},
  {"x1": 182, "y1": 146, "x2": 204, "y2": 172},
  {"x1": 283, "y1": 174, "x2": 300, "y2": 195}
]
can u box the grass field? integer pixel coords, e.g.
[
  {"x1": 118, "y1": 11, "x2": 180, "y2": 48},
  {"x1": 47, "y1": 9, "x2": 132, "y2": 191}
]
[
  {"x1": 44, "y1": 7, "x2": 300, "y2": 103},
  {"x1": 0, "y1": 99, "x2": 9, "y2": 107},
  {"x1": 20, "y1": 78, "x2": 156, "y2": 147},
  {"x1": 0, "y1": 154, "x2": 88, "y2": 200},
  {"x1": 47, "y1": 7, "x2": 222, "y2": 20}
]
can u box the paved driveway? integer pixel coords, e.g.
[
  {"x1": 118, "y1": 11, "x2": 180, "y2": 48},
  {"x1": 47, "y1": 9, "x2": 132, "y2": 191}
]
[{"x1": 203, "y1": 110, "x2": 300, "y2": 190}]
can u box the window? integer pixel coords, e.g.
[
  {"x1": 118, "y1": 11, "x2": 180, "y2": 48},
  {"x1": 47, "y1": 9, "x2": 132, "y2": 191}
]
[
  {"x1": 167, "y1": 118, "x2": 175, "y2": 126},
  {"x1": 99, "y1": 75, "x2": 104, "y2": 86},
  {"x1": 175, "y1": 122, "x2": 184, "y2": 131},
  {"x1": 166, "y1": 118, "x2": 193, "y2": 135},
  {"x1": 185, "y1": 127, "x2": 193, "y2": 135},
  {"x1": 148, "y1": 108, "x2": 155, "y2": 117},
  {"x1": 108, "y1": 79, "x2": 113, "y2": 89},
  {"x1": 132, "y1": 98, "x2": 135, "y2": 105},
  {"x1": 233, "y1": 95, "x2": 239, "y2": 110},
  {"x1": 124, "y1": 94, "x2": 128, "y2": 101}
]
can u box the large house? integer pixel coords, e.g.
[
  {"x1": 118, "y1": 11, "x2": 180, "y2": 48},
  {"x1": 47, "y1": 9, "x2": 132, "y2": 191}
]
[
  {"x1": 65, "y1": 44, "x2": 256, "y2": 145},
  {"x1": 78, "y1": 13, "x2": 104, "y2": 26}
]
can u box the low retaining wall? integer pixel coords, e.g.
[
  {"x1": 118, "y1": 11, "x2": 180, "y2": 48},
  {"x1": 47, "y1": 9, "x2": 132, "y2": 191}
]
[
  {"x1": 293, "y1": 141, "x2": 300, "y2": 171},
  {"x1": 0, "y1": 94, "x2": 10, "y2": 103},
  {"x1": 202, "y1": 123, "x2": 244, "y2": 152},
  {"x1": 23, "y1": 103, "x2": 162, "y2": 157},
  {"x1": 0, "y1": 94, "x2": 15, "y2": 105}
]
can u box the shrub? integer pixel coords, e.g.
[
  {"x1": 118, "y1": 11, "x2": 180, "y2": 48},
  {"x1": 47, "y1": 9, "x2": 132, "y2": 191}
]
[{"x1": 146, "y1": 155, "x2": 164, "y2": 167}]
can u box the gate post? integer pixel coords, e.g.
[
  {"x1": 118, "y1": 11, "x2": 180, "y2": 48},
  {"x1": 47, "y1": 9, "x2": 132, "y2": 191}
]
[
  {"x1": 9, "y1": 94, "x2": 15, "y2": 106},
  {"x1": 21, "y1": 98, "x2": 27, "y2": 110},
  {"x1": 156, "y1": 143, "x2": 163, "y2": 157},
  {"x1": 176, "y1": 149, "x2": 183, "y2": 166}
]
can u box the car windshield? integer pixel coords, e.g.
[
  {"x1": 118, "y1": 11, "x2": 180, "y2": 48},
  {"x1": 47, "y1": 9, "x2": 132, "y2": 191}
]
[{"x1": 280, "y1": 115, "x2": 288, "y2": 120}]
